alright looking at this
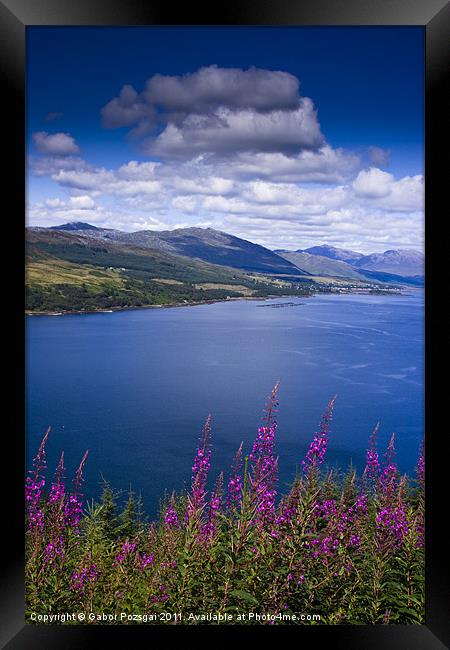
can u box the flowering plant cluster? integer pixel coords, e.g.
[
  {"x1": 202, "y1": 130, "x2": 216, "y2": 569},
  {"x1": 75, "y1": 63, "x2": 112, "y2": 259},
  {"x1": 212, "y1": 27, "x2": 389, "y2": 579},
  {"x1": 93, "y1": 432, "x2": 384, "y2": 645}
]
[{"x1": 26, "y1": 385, "x2": 424, "y2": 625}]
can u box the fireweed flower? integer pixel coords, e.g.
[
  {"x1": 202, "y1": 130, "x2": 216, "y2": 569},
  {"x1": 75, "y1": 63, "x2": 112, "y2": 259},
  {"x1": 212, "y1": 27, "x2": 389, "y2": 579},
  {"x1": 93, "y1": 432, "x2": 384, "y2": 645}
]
[
  {"x1": 349, "y1": 534, "x2": 361, "y2": 548},
  {"x1": 164, "y1": 495, "x2": 180, "y2": 529},
  {"x1": 139, "y1": 553, "x2": 155, "y2": 570},
  {"x1": 376, "y1": 505, "x2": 409, "y2": 548},
  {"x1": 414, "y1": 439, "x2": 425, "y2": 548},
  {"x1": 249, "y1": 383, "x2": 280, "y2": 525},
  {"x1": 115, "y1": 540, "x2": 137, "y2": 564},
  {"x1": 49, "y1": 451, "x2": 65, "y2": 505},
  {"x1": 416, "y1": 439, "x2": 425, "y2": 487},
  {"x1": 64, "y1": 494, "x2": 83, "y2": 529},
  {"x1": 189, "y1": 415, "x2": 212, "y2": 514},
  {"x1": 379, "y1": 433, "x2": 398, "y2": 504},
  {"x1": 201, "y1": 473, "x2": 223, "y2": 541},
  {"x1": 250, "y1": 424, "x2": 278, "y2": 524},
  {"x1": 302, "y1": 396, "x2": 336, "y2": 474},
  {"x1": 226, "y1": 442, "x2": 243, "y2": 511},
  {"x1": 150, "y1": 584, "x2": 169, "y2": 604},
  {"x1": 43, "y1": 535, "x2": 65, "y2": 567},
  {"x1": 64, "y1": 450, "x2": 88, "y2": 530},
  {"x1": 25, "y1": 427, "x2": 50, "y2": 531},
  {"x1": 365, "y1": 422, "x2": 381, "y2": 479},
  {"x1": 70, "y1": 563, "x2": 99, "y2": 593},
  {"x1": 355, "y1": 493, "x2": 368, "y2": 513}
]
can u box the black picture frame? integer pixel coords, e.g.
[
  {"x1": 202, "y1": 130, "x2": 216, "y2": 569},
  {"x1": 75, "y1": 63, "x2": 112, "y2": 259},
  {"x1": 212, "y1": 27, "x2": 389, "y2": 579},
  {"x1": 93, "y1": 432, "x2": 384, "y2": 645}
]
[{"x1": 2, "y1": 0, "x2": 448, "y2": 647}]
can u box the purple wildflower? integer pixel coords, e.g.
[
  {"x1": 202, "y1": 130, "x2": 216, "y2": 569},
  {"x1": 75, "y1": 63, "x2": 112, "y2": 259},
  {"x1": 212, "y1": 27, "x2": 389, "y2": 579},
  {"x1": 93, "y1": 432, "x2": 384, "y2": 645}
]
[
  {"x1": 302, "y1": 396, "x2": 336, "y2": 474},
  {"x1": 201, "y1": 473, "x2": 223, "y2": 542},
  {"x1": 249, "y1": 384, "x2": 281, "y2": 525},
  {"x1": 349, "y1": 534, "x2": 361, "y2": 548},
  {"x1": 416, "y1": 439, "x2": 425, "y2": 487},
  {"x1": 115, "y1": 540, "x2": 137, "y2": 564},
  {"x1": 164, "y1": 494, "x2": 180, "y2": 529},
  {"x1": 150, "y1": 584, "x2": 169, "y2": 604},
  {"x1": 189, "y1": 415, "x2": 212, "y2": 514},
  {"x1": 70, "y1": 563, "x2": 99, "y2": 593},
  {"x1": 379, "y1": 433, "x2": 398, "y2": 503},
  {"x1": 139, "y1": 553, "x2": 155, "y2": 570},
  {"x1": 376, "y1": 505, "x2": 409, "y2": 548},
  {"x1": 25, "y1": 427, "x2": 51, "y2": 531},
  {"x1": 226, "y1": 442, "x2": 243, "y2": 511},
  {"x1": 43, "y1": 535, "x2": 65, "y2": 567},
  {"x1": 365, "y1": 422, "x2": 380, "y2": 479},
  {"x1": 249, "y1": 423, "x2": 278, "y2": 523},
  {"x1": 49, "y1": 451, "x2": 65, "y2": 505},
  {"x1": 64, "y1": 450, "x2": 88, "y2": 529},
  {"x1": 355, "y1": 493, "x2": 368, "y2": 514}
]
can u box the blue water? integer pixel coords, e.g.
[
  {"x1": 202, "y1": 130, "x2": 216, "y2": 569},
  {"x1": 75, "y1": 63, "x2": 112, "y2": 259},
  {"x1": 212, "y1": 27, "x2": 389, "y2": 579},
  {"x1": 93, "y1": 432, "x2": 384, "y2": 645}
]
[{"x1": 26, "y1": 290, "x2": 424, "y2": 517}]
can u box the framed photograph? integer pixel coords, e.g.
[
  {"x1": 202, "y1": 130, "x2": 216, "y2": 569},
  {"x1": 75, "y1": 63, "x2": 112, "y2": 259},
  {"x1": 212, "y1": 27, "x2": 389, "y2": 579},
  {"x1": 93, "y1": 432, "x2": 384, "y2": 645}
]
[{"x1": 2, "y1": 0, "x2": 448, "y2": 647}]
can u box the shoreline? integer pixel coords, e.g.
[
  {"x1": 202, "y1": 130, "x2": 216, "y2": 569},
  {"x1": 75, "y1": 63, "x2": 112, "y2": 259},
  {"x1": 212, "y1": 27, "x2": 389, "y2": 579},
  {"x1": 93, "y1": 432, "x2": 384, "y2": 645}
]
[
  {"x1": 25, "y1": 294, "x2": 306, "y2": 317},
  {"x1": 25, "y1": 286, "x2": 410, "y2": 317}
]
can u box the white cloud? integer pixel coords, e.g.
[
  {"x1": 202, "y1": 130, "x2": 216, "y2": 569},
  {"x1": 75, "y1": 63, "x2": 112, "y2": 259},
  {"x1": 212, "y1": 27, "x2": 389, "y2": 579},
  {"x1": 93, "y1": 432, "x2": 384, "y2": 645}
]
[
  {"x1": 32, "y1": 132, "x2": 81, "y2": 156},
  {"x1": 223, "y1": 146, "x2": 360, "y2": 183},
  {"x1": 144, "y1": 102, "x2": 324, "y2": 159},
  {"x1": 28, "y1": 151, "x2": 424, "y2": 252},
  {"x1": 367, "y1": 146, "x2": 391, "y2": 167},
  {"x1": 102, "y1": 66, "x2": 326, "y2": 160},
  {"x1": 68, "y1": 195, "x2": 96, "y2": 209},
  {"x1": 143, "y1": 65, "x2": 301, "y2": 113},
  {"x1": 28, "y1": 64, "x2": 423, "y2": 253},
  {"x1": 352, "y1": 167, "x2": 394, "y2": 198},
  {"x1": 353, "y1": 167, "x2": 424, "y2": 211}
]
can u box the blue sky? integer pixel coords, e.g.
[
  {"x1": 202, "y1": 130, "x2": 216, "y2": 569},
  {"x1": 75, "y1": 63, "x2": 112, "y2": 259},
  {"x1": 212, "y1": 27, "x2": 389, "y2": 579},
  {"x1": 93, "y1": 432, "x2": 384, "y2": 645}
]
[{"x1": 26, "y1": 27, "x2": 424, "y2": 252}]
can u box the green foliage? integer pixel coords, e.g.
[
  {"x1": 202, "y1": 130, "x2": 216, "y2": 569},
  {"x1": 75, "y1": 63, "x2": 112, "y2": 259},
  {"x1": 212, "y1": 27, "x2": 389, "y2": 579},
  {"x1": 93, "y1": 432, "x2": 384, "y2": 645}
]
[
  {"x1": 25, "y1": 232, "x2": 318, "y2": 312},
  {"x1": 25, "y1": 469, "x2": 425, "y2": 625}
]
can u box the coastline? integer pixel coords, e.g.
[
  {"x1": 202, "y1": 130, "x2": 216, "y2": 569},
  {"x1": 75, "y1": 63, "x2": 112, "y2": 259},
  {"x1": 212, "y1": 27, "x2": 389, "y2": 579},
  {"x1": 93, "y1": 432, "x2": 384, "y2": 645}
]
[
  {"x1": 25, "y1": 294, "x2": 305, "y2": 317},
  {"x1": 25, "y1": 285, "x2": 408, "y2": 317}
]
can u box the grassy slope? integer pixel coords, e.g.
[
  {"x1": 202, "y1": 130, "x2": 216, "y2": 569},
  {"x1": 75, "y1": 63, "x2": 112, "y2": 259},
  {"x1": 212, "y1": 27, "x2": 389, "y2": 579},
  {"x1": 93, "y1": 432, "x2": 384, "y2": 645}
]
[
  {"x1": 277, "y1": 250, "x2": 366, "y2": 280},
  {"x1": 26, "y1": 230, "x2": 316, "y2": 312}
]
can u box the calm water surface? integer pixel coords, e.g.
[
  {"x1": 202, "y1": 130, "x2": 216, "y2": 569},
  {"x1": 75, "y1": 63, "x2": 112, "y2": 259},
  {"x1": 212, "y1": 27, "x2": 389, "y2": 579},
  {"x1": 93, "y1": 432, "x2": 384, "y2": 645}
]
[{"x1": 26, "y1": 291, "x2": 424, "y2": 517}]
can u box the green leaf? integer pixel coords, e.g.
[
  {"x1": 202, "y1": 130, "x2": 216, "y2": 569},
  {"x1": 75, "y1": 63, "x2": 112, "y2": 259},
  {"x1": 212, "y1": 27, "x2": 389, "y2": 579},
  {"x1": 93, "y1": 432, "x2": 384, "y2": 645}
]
[{"x1": 229, "y1": 589, "x2": 259, "y2": 606}]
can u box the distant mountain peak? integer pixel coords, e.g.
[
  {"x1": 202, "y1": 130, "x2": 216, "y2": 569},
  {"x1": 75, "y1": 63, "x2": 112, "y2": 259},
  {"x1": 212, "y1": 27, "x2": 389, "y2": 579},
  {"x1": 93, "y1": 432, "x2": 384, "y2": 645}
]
[
  {"x1": 302, "y1": 245, "x2": 364, "y2": 264},
  {"x1": 50, "y1": 222, "x2": 101, "y2": 231}
]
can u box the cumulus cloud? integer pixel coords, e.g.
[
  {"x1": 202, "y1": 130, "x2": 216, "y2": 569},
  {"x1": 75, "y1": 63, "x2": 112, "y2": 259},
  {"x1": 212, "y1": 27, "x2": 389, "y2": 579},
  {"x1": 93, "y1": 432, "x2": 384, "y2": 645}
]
[
  {"x1": 27, "y1": 150, "x2": 424, "y2": 251},
  {"x1": 352, "y1": 167, "x2": 394, "y2": 198},
  {"x1": 101, "y1": 84, "x2": 157, "y2": 137},
  {"x1": 143, "y1": 65, "x2": 301, "y2": 114},
  {"x1": 28, "y1": 64, "x2": 424, "y2": 253},
  {"x1": 144, "y1": 101, "x2": 324, "y2": 159},
  {"x1": 367, "y1": 146, "x2": 391, "y2": 167},
  {"x1": 32, "y1": 131, "x2": 81, "y2": 156},
  {"x1": 68, "y1": 195, "x2": 96, "y2": 209},
  {"x1": 353, "y1": 167, "x2": 424, "y2": 211},
  {"x1": 50, "y1": 166, "x2": 162, "y2": 197},
  {"x1": 217, "y1": 146, "x2": 360, "y2": 183},
  {"x1": 28, "y1": 155, "x2": 89, "y2": 177},
  {"x1": 101, "y1": 66, "x2": 325, "y2": 159}
]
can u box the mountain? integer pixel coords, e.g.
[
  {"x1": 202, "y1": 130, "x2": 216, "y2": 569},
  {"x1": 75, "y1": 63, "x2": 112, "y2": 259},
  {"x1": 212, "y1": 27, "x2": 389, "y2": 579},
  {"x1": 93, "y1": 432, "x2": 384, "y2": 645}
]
[
  {"x1": 49, "y1": 221, "x2": 104, "y2": 231},
  {"x1": 353, "y1": 250, "x2": 424, "y2": 277},
  {"x1": 274, "y1": 250, "x2": 366, "y2": 280},
  {"x1": 298, "y1": 244, "x2": 424, "y2": 283},
  {"x1": 351, "y1": 269, "x2": 424, "y2": 286},
  {"x1": 302, "y1": 245, "x2": 364, "y2": 265},
  {"x1": 25, "y1": 228, "x2": 316, "y2": 313},
  {"x1": 44, "y1": 223, "x2": 309, "y2": 277}
]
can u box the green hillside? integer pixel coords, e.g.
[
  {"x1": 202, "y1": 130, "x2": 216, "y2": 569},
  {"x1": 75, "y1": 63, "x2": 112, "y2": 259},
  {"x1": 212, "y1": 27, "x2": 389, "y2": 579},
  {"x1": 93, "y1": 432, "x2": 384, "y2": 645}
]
[
  {"x1": 276, "y1": 250, "x2": 366, "y2": 280},
  {"x1": 26, "y1": 230, "x2": 316, "y2": 313}
]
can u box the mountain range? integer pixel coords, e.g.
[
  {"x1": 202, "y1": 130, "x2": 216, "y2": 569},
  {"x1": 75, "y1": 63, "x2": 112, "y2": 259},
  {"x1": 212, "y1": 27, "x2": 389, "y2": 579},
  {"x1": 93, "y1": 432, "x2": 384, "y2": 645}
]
[
  {"x1": 49, "y1": 223, "x2": 307, "y2": 277},
  {"x1": 26, "y1": 222, "x2": 423, "y2": 312},
  {"x1": 275, "y1": 244, "x2": 424, "y2": 282}
]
